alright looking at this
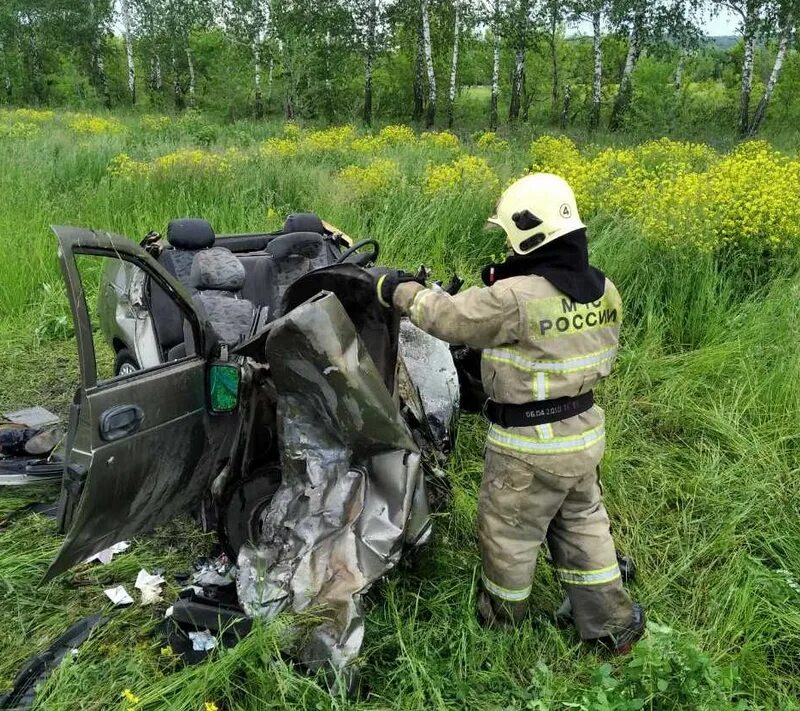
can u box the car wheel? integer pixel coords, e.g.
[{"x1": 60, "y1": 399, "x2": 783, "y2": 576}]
[
  {"x1": 218, "y1": 466, "x2": 282, "y2": 559},
  {"x1": 115, "y1": 348, "x2": 140, "y2": 377}
]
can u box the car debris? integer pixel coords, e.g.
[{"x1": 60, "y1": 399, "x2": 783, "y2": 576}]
[
  {"x1": 1, "y1": 407, "x2": 64, "y2": 486},
  {"x1": 187, "y1": 630, "x2": 217, "y2": 652},
  {"x1": 0, "y1": 614, "x2": 108, "y2": 711},
  {"x1": 104, "y1": 586, "x2": 134, "y2": 607},
  {"x1": 83, "y1": 541, "x2": 130, "y2": 565},
  {"x1": 135, "y1": 569, "x2": 166, "y2": 605},
  {"x1": 41, "y1": 217, "x2": 460, "y2": 685}
]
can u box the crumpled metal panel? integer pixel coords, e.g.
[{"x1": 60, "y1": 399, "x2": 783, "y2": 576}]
[
  {"x1": 236, "y1": 293, "x2": 428, "y2": 674},
  {"x1": 398, "y1": 320, "x2": 460, "y2": 452}
]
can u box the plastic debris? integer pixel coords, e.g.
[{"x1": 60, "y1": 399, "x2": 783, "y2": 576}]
[
  {"x1": 0, "y1": 614, "x2": 108, "y2": 710},
  {"x1": 84, "y1": 541, "x2": 130, "y2": 565},
  {"x1": 192, "y1": 557, "x2": 235, "y2": 587},
  {"x1": 3, "y1": 407, "x2": 60, "y2": 429},
  {"x1": 188, "y1": 630, "x2": 217, "y2": 652},
  {"x1": 134, "y1": 569, "x2": 166, "y2": 605},
  {"x1": 104, "y1": 586, "x2": 133, "y2": 606}
]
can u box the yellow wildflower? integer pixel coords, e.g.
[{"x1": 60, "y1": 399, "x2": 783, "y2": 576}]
[
  {"x1": 260, "y1": 137, "x2": 299, "y2": 158},
  {"x1": 378, "y1": 124, "x2": 416, "y2": 146},
  {"x1": 108, "y1": 153, "x2": 149, "y2": 180},
  {"x1": 423, "y1": 155, "x2": 499, "y2": 196},
  {"x1": 153, "y1": 149, "x2": 231, "y2": 176},
  {"x1": 476, "y1": 131, "x2": 509, "y2": 151},
  {"x1": 204, "y1": 703, "x2": 219, "y2": 711},
  {"x1": 303, "y1": 125, "x2": 357, "y2": 152},
  {"x1": 421, "y1": 131, "x2": 460, "y2": 150},
  {"x1": 140, "y1": 115, "x2": 171, "y2": 132},
  {"x1": 283, "y1": 121, "x2": 302, "y2": 139},
  {"x1": 0, "y1": 121, "x2": 39, "y2": 139},
  {"x1": 68, "y1": 113, "x2": 125, "y2": 136},
  {"x1": 121, "y1": 689, "x2": 141, "y2": 704},
  {"x1": 339, "y1": 158, "x2": 401, "y2": 195},
  {"x1": 11, "y1": 108, "x2": 54, "y2": 123}
]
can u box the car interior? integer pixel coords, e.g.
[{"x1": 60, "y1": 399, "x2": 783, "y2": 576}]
[{"x1": 145, "y1": 214, "x2": 372, "y2": 361}]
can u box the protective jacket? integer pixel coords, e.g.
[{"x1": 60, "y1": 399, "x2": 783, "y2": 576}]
[
  {"x1": 393, "y1": 274, "x2": 622, "y2": 475},
  {"x1": 393, "y1": 269, "x2": 634, "y2": 639}
]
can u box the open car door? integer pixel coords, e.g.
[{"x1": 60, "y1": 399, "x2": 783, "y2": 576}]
[{"x1": 45, "y1": 227, "x2": 238, "y2": 579}]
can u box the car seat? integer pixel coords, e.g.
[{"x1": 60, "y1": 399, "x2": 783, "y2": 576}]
[
  {"x1": 190, "y1": 247, "x2": 258, "y2": 346},
  {"x1": 149, "y1": 218, "x2": 215, "y2": 360}
]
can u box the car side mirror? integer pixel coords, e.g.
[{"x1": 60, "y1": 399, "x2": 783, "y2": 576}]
[{"x1": 208, "y1": 362, "x2": 241, "y2": 413}]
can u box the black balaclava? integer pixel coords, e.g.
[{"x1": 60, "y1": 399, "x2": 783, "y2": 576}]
[{"x1": 481, "y1": 228, "x2": 605, "y2": 304}]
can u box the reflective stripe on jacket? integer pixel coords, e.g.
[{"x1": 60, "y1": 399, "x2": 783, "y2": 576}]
[{"x1": 394, "y1": 275, "x2": 622, "y2": 474}]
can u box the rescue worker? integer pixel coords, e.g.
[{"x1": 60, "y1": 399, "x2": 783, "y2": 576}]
[{"x1": 376, "y1": 173, "x2": 645, "y2": 652}]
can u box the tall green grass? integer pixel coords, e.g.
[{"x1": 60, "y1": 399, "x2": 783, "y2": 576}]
[{"x1": 1, "y1": 117, "x2": 799, "y2": 709}]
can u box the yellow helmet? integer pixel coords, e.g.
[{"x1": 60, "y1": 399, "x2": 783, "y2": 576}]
[{"x1": 487, "y1": 173, "x2": 586, "y2": 255}]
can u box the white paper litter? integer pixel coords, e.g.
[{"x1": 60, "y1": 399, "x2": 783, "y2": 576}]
[
  {"x1": 188, "y1": 630, "x2": 217, "y2": 652},
  {"x1": 84, "y1": 541, "x2": 130, "y2": 565},
  {"x1": 164, "y1": 605, "x2": 174, "y2": 618},
  {"x1": 104, "y1": 585, "x2": 134, "y2": 606},
  {"x1": 192, "y1": 565, "x2": 234, "y2": 587},
  {"x1": 134, "y1": 568, "x2": 166, "y2": 605}
]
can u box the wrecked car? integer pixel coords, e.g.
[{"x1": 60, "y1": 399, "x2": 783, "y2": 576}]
[{"x1": 46, "y1": 215, "x2": 460, "y2": 680}]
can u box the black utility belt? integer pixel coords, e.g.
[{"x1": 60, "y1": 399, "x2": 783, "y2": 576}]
[{"x1": 484, "y1": 391, "x2": 594, "y2": 427}]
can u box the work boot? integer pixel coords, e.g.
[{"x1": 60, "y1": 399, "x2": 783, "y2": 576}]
[
  {"x1": 476, "y1": 590, "x2": 528, "y2": 630},
  {"x1": 597, "y1": 603, "x2": 646, "y2": 654}
]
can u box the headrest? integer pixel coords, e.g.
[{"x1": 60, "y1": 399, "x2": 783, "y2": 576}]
[
  {"x1": 283, "y1": 213, "x2": 326, "y2": 235},
  {"x1": 190, "y1": 247, "x2": 246, "y2": 291},
  {"x1": 266, "y1": 231, "x2": 324, "y2": 260},
  {"x1": 167, "y1": 218, "x2": 215, "y2": 250}
]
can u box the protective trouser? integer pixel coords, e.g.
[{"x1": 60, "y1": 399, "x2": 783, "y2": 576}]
[{"x1": 478, "y1": 447, "x2": 633, "y2": 639}]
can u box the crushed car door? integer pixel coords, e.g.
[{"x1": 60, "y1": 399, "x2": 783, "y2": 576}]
[{"x1": 46, "y1": 226, "x2": 238, "y2": 579}]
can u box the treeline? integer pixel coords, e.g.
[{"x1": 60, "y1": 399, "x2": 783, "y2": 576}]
[{"x1": 0, "y1": 0, "x2": 797, "y2": 136}]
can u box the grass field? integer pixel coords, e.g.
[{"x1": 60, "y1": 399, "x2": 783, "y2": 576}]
[{"x1": 1, "y1": 110, "x2": 799, "y2": 710}]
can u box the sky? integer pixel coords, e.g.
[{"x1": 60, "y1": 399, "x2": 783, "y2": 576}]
[{"x1": 570, "y1": 7, "x2": 739, "y2": 38}]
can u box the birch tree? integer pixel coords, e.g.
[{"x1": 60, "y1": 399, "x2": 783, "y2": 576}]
[
  {"x1": 421, "y1": 0, "x2": 437, "y2": 126},
  {"x1": 571, "y1": 0, "x2": 609, "y2": 131},
  {"x1": 507, "y1": 0, "x2": 533, "y2": 121},
  {"x1": 351, "y1": 0, "x2": 383, "y2": 125},
  {"x1": 489, "y1": 0, "x2": 502, "y2": 130},
  {"x1": 118, "y1": 0, "x2": 136, "y2": 103},
  {"x1": 609, "y1": 1, "x2": 646, "y2": 130},
  {"x1": 222, "y1": 0, "x2": 271, "y2": 117},
  {"x1": 748, "y1": 7, "x2": 795, "y2": 135},
  {"x1": 447, "y1": 0, "x2": 461, "y2": 127}
]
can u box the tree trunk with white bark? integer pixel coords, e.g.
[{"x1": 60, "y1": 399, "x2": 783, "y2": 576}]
[
  {"x1": 253, "y1": 38, "x2": 263, "y2": 118},
  {"x1": 589, "y1": 9, "x2": 602, "y2": 130},
  {"x1": 447, "y1": 1, "x2": 461, "y2": 128},
  {"x1": 267, "y1": 55, "x2": 274, "y2": 103},
  {"x1": 150, "y1": 54, "x2": 163, "y2": 92},
  {"x1": 171, "y1": 48, "x2": 183, "y2": 110},
  {"x1": 738, "y1": 12, "x2": 757, "y2": 136},
  {"x1": 490, "y1": 0, "x2": 500, "y2": 130},
  {"x1": 609, "y1": 10, "x2": 643, "y2": 131},
  {"x1": 674, "y1": 49, "x2": 685, "y2": 91},
  {"x1": 509, "y1": 0, "x2": 528, "y2": 122},
  {"x1": 0, "y1": 39, "x2": 10, "y2": 101},
  {"x1": 561, "y1": 83, "x2": 571, "y2": 128},
  {"x1": 186, "y1": 46, "x2": 196, "y2": 107},
  {"x1": 421, "y1": 0, "x2": 437, "y2": 127},
  {"x1": 748, "y1": 18, "x2": 793, "y2": 136},
  {"x1": 363, "y1": 0, "x2": 377, "y2": 125},
  {"x1": 413, "y1": 14, "x2": 424, "y2": 121},
  {"x1": 120, "y1": 0, "x2": 136, "y2": 103}
]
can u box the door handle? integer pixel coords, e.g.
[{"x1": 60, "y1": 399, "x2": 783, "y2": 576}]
[{"x1": 99, "y1": 405, "x2": 144, "y2": 441}]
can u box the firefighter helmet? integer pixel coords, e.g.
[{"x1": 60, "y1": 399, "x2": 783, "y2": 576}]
[{"x1": 486, "y1": 173, "x2": 586, "y2": 255}]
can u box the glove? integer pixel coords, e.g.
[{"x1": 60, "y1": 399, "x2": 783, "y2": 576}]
[
  {"x1": 442, "y1": 274, "x2": 464, "y2": 295},
  {"x1": 376, "y1": 269, "x2": 426, "y2": 308}
]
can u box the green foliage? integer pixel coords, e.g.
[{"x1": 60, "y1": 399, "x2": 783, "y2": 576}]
[{"x1": 2, "y1": 114, "x2": 800, "y2": 710}]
